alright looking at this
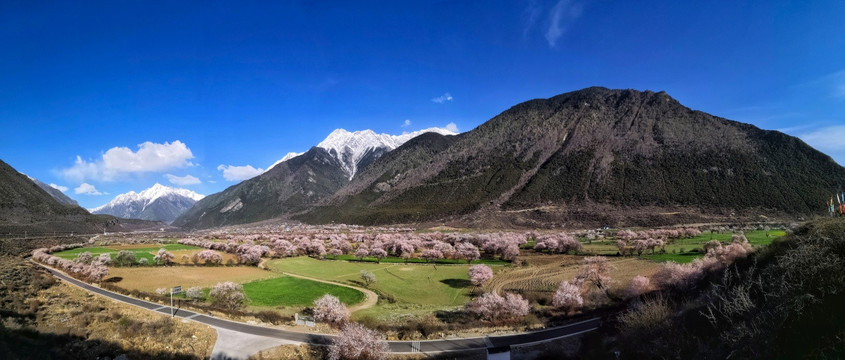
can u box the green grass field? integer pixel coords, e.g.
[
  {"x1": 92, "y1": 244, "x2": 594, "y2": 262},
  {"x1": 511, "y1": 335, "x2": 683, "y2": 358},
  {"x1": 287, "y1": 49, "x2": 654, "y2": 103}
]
[
  {"x1": 579, "y1": 229, "x2": 786, "y2": 263},
  {"x1": 266, "y1": 256, "x2": 483, "y2": 307},
  {"x1": 242, "y1": 276, "x2": 365, "y2": 307},
  {"x1": 53, "y1": 244, "x2": 201, "y2": 264}
]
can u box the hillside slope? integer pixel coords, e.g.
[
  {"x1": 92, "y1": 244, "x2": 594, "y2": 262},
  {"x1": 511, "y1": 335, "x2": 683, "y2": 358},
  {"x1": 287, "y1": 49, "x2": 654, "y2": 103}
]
[
  {"x1": 28, "y1": 176, "x2": 79, "y2": 206},
  {"x1": 172, "y1": 147, "x2": 349, "y2": 229},
  {"x1": 300, "y1": 87, "x2": 845, "y2": 226},
  {"x1": 0, "y1": 159, "x2": 155, "y2": 234}
]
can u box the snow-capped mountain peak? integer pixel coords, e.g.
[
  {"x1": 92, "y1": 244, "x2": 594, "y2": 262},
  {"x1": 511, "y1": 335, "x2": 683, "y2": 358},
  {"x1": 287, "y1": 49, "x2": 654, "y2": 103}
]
[
  {"x1": 316, "y1": 127, "x2": 456, "y2": 179},
  {"x1": 90, "y1": 183, "x2": 204, "y2": 223}
]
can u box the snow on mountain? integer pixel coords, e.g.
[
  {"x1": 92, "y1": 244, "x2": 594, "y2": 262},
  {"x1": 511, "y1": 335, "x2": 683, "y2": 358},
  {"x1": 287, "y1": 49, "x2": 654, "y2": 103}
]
[
  {"x1": 264, "y1": 127, "x2": 456, "y2": 180},
  {"x1": 266, "y1": 152, "x2": 305, "y2": 173},
  {"x1": 90, "y1": 183, "x2": 204, "y2": 223},
  {"x1": 317, "y1": 127, "x2": 456, "y2": 179}
]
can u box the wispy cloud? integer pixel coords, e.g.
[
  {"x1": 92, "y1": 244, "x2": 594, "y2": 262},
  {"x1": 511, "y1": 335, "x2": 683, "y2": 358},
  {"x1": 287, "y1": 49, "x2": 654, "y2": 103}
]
[
  {"x1": 432, "y1": 93, "x2": 453, "y2": 104},
  {"x1": 798, "y1": 69, "x2": 845, "y2": 101},
  {"x1": 799, "y1": 125, "x2": 845, "y2": 151},
  {"x1": 217, "y1": 164, "x2": 264, "y2": 182},
  {"x1": 544, "y1": 0, "x2": 584, "y2": 48},
  {"x1": 48, "y1": 183, "x2": 68, "y2": 192},
  {"x1": 522, "y1": 0, "x2": 542, "y2": 39},
  {"x1": 402, "y1": 119, "x2": 412, "y2": 127},
  {"x1": 445, "y1": 122, "x2": 459, "y2": 133},
  {"x1": 799, "y1": 125, "x2": 845, "y2": 165},
  {"x1": 74, "y1": 183, "x2": 105, "y2": 195},
  {"x1": 165, "y1": 174, "x2": 201, "y2": 186},
  {"x1": 60, "y1": 140, "x2": 195, "y2": 182},
  {"x1": 828, "y1": 70, "x2": 845, "y2": 100}
]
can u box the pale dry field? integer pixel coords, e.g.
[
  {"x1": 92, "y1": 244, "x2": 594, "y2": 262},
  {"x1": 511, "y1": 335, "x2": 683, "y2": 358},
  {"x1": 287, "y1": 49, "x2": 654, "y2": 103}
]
[
  {"x1": 487, "y1": 254, "x2": 661, "y2": 294},
  {"x1": 108, "y1": 266, "x2": 278, "y2": 292}
]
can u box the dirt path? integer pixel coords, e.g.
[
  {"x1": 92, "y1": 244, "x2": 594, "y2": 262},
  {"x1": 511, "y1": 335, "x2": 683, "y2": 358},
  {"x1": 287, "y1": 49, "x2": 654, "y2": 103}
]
[{"x1": 279, "y1": 271, "x2": 379, "y2": 313}]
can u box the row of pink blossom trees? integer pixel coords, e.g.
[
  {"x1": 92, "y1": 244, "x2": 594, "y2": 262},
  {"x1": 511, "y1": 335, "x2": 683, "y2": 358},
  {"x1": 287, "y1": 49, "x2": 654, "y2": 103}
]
[
  {"x1": 32, "y1": 248, "x2": 109, "y2": 282},
  {"x1": 652, "y1": 234, "x2": 753, "y2": 289},
  {"x1": 180, "y1": 231, "x2": 515, "y2": 266}
]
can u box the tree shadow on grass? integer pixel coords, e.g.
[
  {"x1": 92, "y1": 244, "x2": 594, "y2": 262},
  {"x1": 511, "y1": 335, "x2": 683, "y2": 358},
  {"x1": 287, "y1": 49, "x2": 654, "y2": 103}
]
[{"x1": 440, "y1": 279, "x2": 472, "y2": 288}]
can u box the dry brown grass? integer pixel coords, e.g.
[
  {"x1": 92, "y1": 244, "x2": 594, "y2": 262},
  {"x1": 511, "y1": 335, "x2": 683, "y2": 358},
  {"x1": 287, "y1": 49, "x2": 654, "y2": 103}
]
[
  {"x1": 108, "y1": 266, "x2": 278, "y2": 292},
  {"x1": 36, "y1": 282, "x2": 217, "y2": 357},
  {"x1": 488, "y1": 254, "x2": 661, "y2": 295}
]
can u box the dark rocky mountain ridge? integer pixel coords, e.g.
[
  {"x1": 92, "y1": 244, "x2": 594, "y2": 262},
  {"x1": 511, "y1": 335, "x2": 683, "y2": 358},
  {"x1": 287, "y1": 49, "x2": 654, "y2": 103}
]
[
  {"x1": 0, "y1": 159, "x2": 159, "y2": 234},
  {"x1": 172, "y1": 147, "x2": 350, "y2": 229},
  {"x1": 299, "y1": 87, "x2": 845, "y2": 226}
]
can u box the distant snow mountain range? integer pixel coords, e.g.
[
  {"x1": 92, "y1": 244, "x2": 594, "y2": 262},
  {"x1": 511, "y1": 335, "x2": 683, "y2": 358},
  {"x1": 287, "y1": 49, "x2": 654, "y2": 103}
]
[
  {"x1": 90, "y1": 183, "x2": 204, "y2": 224},
  {"x1": 267, "y1": 127, "x2": 457, "y2": 179}
]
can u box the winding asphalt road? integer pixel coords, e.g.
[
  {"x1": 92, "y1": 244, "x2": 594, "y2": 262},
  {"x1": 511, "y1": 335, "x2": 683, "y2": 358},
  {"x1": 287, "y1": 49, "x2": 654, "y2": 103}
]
[{"x1": 38, "y1": 264, "x2": 600, "y2": 354}]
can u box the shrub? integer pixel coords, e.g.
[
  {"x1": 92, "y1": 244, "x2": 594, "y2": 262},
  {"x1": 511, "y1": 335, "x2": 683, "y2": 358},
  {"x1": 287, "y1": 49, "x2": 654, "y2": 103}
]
[
  {"x1": 314, "y1": 294, "x2": 349, "y2": 326},
  {"x1": 153, "y1": 248, "x2": 175, "y2": 266},
  {"x1": 209, "y1": 282, "x2": 245, "y2": 310},
  {"x1": 328, "y1": 322, "x2": 389, "y2": 360},
  {"x1": 468, "y1": 264, "x2": 494, "y2": 286},
  {"x1": 552, "y1": 281, "x2": 583, "y2": 312},
  {"x1": 360, "y1": 270, "x2": 376, "y2": 287},
  {"x1": 114, "y1": 250, "x2": 136, "y2": 266},
  {"x1": 617, "y1": 295, "x2": 672, "y2": 333},
  {"x1": 465, "y1": 292, "x2": 530, "y2": 323},
  {"x1": 626, "y1": 275, "x2": 651, "y2": 298},
  {"x1": 256, "y1": 310, "x2": 287, "y2": 325},
  {"x1": 186, "y1": 287, "x2": 204, "y2": 301}
]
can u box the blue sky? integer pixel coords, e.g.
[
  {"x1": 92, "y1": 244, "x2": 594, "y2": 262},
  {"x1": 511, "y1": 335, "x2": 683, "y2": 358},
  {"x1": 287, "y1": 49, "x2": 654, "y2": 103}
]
[{"x1": 1, "y1": 1, "x2": 844, "y2": 209}]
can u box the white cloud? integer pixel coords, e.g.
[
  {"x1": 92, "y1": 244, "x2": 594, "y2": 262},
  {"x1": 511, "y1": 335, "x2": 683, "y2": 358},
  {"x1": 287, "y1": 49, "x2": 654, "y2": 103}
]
[
  {"x1": 445, "y1": 122, "x2": 459, "y2": 133},
  {"x1": 545, "y1": 0, "x2": 584, "y2": 48},
  {"x1": 800, "y1": 125, "x2": 845, "y2": 151},
  {"x1": 217, "y1": 164, "x2": 265, "y2": 181},
  {"x1": 74, "y1": 183, "x2": 105, "y2": 195},
  {"x1": 402, "y1": 119, "x2": 412, "y2": 127},
  {"x1": 60, "y1": 140, "x2": 195, "y2": 182},
  {"x1": 432, "y1": 93, "x2": 453, "y2": 104},
  {"x1": 799, "y1": 125, "x2": 845, "y2": 165},
  {"x1": 165, "y1": 174, "x2": 201, "y2": 186},
  {"x1": 48, "y1": 183, "x2": 68, "y2": 192}
]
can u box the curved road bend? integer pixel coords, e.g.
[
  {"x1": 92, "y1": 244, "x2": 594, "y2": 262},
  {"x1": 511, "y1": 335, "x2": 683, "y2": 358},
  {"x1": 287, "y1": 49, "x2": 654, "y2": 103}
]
[{"x1": 38, "y1": 264, "x2": 601, "y2": 354}]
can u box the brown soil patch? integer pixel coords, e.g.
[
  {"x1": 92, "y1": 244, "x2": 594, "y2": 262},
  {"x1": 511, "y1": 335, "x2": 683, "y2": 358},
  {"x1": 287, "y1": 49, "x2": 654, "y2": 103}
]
[{"x1": 108, "y1": 266, "x2": 278, "y2": 292}]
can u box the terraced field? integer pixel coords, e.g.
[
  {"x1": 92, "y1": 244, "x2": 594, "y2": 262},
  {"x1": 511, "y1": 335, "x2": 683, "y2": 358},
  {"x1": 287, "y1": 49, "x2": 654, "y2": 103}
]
[{"x1": 486, "y1": 254, "x2": 661, "y2": 302}]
